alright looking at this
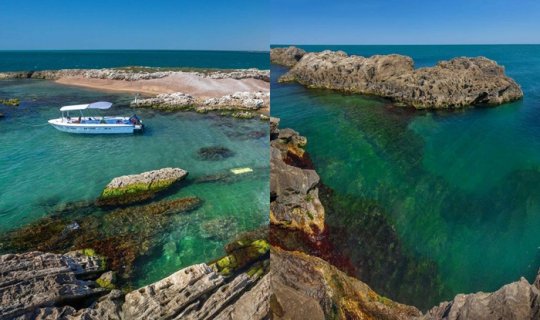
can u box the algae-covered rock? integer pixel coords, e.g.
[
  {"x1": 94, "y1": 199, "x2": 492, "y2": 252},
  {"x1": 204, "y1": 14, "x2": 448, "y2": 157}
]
[
  {"x1": 97, "y1": 167, "x2": 188, "y2": 206},
  {"x1": 1, "y1": 197, "x2": 202, "y2": 279},
  {"x1": 212, "y1": 239, "x2": 270, "y2": 277},
  {"x1": 96, "y1": 271, "x2": 117, "y2": 290}
]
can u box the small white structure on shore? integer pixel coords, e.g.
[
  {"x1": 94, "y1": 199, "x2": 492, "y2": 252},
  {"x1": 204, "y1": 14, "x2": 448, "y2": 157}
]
[{"x1": 48, "y1": 101, "x2": 144, "y2": 134}]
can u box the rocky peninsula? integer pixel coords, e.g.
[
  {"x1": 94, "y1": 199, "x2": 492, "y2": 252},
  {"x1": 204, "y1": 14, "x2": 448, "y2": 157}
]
[
  {"x1": 271, "y1": 46, "x2": 523, "y2": 109},
  {"x1": 269, "y1": 120, "x2": 540, "y2": 319},
  {"x1": 0, "y1": 67, "x2": 270, "y2": 117}
]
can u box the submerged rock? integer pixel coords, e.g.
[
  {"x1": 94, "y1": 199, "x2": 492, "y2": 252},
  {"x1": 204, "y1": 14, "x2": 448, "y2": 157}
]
[
  {"x1": 2, "y1": 197, "x2": 202, "y2": 279},
  {"x1": 200, "y1": 216, "x2": 238, "y2": 241},
  {"x1": 0, "y1": 98, "x2": 20, "y2": 106},
  {"x1": 279, "y1": 47, "x2": 523, "y2": 109},
  {"x1": 97, "y1": 167, "x2": 188, "y2": 206},
  {"x1": 271, "y1": 246, "x2": 422, "y2": 319},
  {"x1": 197, "y1": 146, "x2": 235, "y2": 161},
  {"x1": 270, "y1": 46, "x2": 307, "y2": 67}
]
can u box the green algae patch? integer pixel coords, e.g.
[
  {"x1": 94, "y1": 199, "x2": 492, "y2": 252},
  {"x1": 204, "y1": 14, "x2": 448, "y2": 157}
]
[
  {"x1": 0, "y1": 98, "x2": 20, "y2": 106},
  {"x1": 96, "y1": 272, "x2": 117, "y2": 290},
  {"x1": 211, "y1": 239, "x2": 269, "y2": 277},
  {"x1": 80, "y1": 248, "x2": 97, "y2": 257}
]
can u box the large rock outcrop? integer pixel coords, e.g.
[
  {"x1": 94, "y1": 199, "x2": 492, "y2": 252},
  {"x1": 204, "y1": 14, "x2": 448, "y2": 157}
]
[
  {"x1": 270, "y1": 118, "x2": 325, "y2": 237},
  {"x1": 97, "y1": 167, "x2": 188, "y2": 206},
  {"x1": 270, "y1": 46, "x2": 307, "y2": 67},
  {"x1": 421, "y1": 271, "x2": 540, "y2": 320},
  {"x1": 279, "y1": 48, "x2": 523, "y2": 109},
  {"x1": 271, "y1": 247, "x2": 422, "y2": 319}
]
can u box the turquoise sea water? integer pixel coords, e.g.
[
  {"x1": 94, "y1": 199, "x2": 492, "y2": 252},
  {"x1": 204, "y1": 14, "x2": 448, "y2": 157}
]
[
  {"x1": 0, "y1": 79, "x2": 269, "y2": 287},
  {"x1": 272, "y1": 45, "x2": 540, "y2": 309},
  {"x1": 0, "y1": 50, "x2": 269, "y2": 71}
]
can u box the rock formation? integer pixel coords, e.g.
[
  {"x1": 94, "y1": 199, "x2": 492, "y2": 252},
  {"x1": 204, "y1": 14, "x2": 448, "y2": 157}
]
[
  {"x1": 270, "y1": 46, "x2": 306, "y2": 67},
  {"x1": 421, "y1": 272, "x2": 540, "y2": 320},
  {"x1": 278, "y1": 47, "x2": 523, "y2": 109},
  {"x1": 130, "y1": 91, "x2": 270, "y2": 115},
  {"x1": 271, "y1": 247, "x2": 422, "y2": 320},
  {"x1": 270, "y1": 118, "x2": 325, "y2": 238},
  {"x1": 97, "y1": 167, "x2": 188, "y2": 206},
  {"x1": 0, "y1": 250, "x2": 112, "y2": 319}
]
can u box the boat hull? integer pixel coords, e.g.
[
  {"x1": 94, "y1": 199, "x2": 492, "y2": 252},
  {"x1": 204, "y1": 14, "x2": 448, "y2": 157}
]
[{"x1": 48, "y1": 119, "x2": 142, "y2": 134}]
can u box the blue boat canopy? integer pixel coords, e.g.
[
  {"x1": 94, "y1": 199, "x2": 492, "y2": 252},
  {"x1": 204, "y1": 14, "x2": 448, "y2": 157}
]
[{"x1": 60, "y1": 101, "x2": 113, "y2": 111}]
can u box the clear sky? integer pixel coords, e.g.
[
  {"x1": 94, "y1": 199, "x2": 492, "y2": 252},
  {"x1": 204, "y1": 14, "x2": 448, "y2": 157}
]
[
  {"x1": 0, "y1": 0, "x2": 268, "y2": 50},
  {"x1": 271, "y1": 0, "x2": 540, "y2": 45}
]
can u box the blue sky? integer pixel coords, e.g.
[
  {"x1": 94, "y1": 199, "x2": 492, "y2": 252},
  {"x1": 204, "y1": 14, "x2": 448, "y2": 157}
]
[
  {"x1": 271, "y1": 0, "x2": 540, "y2": 44},
  {"x1": 0, "y1": 0, "x2": 268, "y2": 50}
]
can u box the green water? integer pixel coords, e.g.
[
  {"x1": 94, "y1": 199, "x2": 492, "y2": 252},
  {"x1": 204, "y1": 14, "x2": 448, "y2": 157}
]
[
  {"x1": 0, "y1": 79, "x2": 269, "y2": 287},
  {"x1": 271, "y1": 45, "x2": 540, "y2": 309}
]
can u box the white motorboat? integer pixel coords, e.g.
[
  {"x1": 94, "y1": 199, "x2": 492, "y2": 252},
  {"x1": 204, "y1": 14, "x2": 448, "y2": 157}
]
[{"x1": 48, "y1": 101, "x2": 144, "y2": 134}]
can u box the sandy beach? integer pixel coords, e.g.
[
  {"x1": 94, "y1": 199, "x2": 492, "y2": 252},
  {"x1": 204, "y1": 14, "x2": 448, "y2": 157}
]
[{"x1": 54, "y1": 72, "x2": 269, "y2": 98}]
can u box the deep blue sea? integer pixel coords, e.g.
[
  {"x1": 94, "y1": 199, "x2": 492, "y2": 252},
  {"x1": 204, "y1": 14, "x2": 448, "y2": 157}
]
[
  {"x1": 0, "y1": 50, "x2": 269, "y2": 71},
  {"x1": 272, "y1": 44, "x2": 540, "y2": 309}
]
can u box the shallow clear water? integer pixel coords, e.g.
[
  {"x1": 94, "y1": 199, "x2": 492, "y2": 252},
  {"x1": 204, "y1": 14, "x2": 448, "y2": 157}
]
[
  {"x1": 0, "y1": 79, "x2": 269, "y2": 286},
  {"x1": 0, "y1": 50, "x2": 269, "y2": 71},
  {"x1": 271, "y1": 45, "x2": 540, "y2": 308}
]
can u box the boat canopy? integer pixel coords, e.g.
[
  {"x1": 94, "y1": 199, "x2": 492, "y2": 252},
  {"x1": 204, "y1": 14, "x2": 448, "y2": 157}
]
[{"x1": 60, "y1": 101, "x2": 113, "y2": 112}]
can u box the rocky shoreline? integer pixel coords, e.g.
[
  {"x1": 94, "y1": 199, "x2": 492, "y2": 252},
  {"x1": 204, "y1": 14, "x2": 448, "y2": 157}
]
[
  {"x1": 0, "y1": 67, "x2": 270, "y2": 82},
  {"x1": 268, "y1": 120, "x2": 540, "y2": 319},
  {"x1": 0, "y1": 233, "x2": 270, "y2": 319},
  {"x1": 0, "y1": 67, "x2": 270, "y2": 118},
  {"x1": 131, "y1": 91, "x2": 270, "y2": 119},
  {"x1": 271, "y1": 46, "x2": 523, "y2": 109}
]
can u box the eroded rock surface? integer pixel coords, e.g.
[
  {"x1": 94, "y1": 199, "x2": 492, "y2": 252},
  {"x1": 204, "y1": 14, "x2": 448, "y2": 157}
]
[
  {"x1": 270, "y1": 118, "x2": 325, "y2": 237},
  {"x1": 0, "y1": 251, "x2": 109, "y2": 319},
  {"x1": 97, "y1": 167, "x2": 188, "y2": 206},
  {"x1": 279, "y1": 47, "x2": 523, "y2": 109},
  {"x1": 1, "y1": 231, "x2": 270, "y2": 319},
  {"x1": 270, "y1": 46, "x2": 307, "y2": 67},
  {"x1": 131, "y1": 91, "x2": 270, "y2": 113},
  {"x1": 421, "y1": 271, "x2": 540, "y2": 320}
]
